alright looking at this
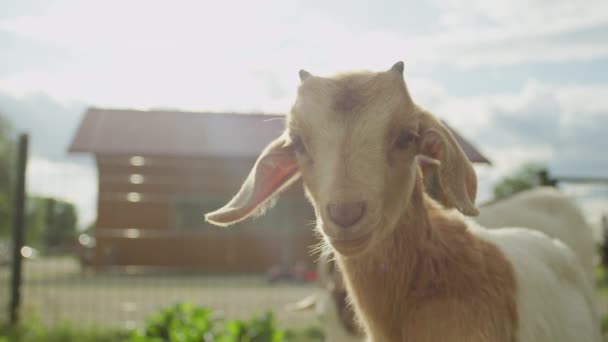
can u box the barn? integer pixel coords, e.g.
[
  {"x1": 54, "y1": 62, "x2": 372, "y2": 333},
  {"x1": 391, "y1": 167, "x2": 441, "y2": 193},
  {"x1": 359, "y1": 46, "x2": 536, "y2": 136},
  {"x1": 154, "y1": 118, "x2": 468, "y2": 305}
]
[{"x1": 68, "y1": 108, "x2": 490, "y2": 272}]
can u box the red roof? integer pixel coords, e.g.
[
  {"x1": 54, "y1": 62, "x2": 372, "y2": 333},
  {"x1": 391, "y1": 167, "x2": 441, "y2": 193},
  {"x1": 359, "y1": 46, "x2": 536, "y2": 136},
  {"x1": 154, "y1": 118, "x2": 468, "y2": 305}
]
[{"x1": 69, "y1": 108, "x2": 490, "y2": 164}]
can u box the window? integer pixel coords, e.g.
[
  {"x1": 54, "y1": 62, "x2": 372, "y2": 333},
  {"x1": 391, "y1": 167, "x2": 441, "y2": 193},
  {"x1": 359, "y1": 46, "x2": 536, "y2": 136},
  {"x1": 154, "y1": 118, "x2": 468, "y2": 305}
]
[
  {"x1": 172, "y1": 195, "x2": 310, "y2": 231},
  {"x1": 173, "y1": 196, "x2": 224, "y2": 230}
]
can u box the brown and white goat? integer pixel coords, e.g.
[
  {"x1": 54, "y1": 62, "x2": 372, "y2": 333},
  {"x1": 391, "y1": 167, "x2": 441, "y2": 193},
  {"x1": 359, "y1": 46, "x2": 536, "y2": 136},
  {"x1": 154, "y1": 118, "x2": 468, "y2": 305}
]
[
  {"x1": 292, "y1": 185, "x2": 599, "y2": 341},
  {"x1": 206, "y1": 62, "x2": 601, "y2": 342}
]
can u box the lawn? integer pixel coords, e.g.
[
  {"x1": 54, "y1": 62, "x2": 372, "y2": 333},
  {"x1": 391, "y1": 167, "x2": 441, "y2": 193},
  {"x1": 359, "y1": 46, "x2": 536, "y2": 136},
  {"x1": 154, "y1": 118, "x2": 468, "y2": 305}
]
[
  {"x1": 0, "y1": 256, "x2": 318, "y2": 330},
  {"x1": 3, "y1": 256, "x2": 608, "y2": 340}
]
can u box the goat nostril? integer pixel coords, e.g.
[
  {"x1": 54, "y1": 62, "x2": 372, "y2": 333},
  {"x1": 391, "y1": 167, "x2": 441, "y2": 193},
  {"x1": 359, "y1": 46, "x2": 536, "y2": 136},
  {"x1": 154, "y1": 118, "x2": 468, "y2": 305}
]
[{"x1": 327, "y1": 201, "x2": 366, "y2": 228}]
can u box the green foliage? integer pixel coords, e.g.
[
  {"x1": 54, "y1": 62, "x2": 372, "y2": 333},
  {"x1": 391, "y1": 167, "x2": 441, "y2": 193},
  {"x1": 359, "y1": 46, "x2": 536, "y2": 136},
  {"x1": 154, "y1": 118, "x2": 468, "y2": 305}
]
[
  {"x1": 43, "y1": 198, "x2": 78, "y2": 251},
  {"x1": 131, "y1": 303, "x2": 216, "y2": 342},
  {"x1": 492, "y1": 163, "x2": 545, "y2": 200},
  {"x1": 0, "y1": 319, "x2": 129, "y2": 342},
  {"x1": 285, "y1": 326, "x2": 323, "y2": 342},
  {"x1": 218, "y1": 312, "x2": 285, "y2": 342},
  {"x1": 130, "y1": 303, "x2": 321, "y2": 342},
  {"x1": 25, "y1": 197, "x2": 47, "y2": 249},
  {"x1": 0, "y1": 305, "x2": 323, "y2": 342},
  {"x1": 0, "y1": 112, "x2": 77, "y2": 250},
  {"x1": 23, "y1": 196, "x2": 78, "y2": 251},
  {"x1": 596, "y1": 266, "x2": 608, "y2": 341}
]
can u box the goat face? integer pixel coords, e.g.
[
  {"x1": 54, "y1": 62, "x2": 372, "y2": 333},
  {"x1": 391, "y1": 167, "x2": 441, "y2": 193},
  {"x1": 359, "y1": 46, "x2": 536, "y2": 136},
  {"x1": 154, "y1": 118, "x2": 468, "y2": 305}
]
[{"x1": 205, "y1": 62, "x2": 478, "y2": 258}]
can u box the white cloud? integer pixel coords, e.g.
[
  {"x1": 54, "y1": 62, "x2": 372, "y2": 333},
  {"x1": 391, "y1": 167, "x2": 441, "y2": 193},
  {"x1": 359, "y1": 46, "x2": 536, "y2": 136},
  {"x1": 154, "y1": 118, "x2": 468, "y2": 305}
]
[
  {"x1": 1, "y1": 0, "x2": 607, "y2": 227},
  {"x1": 1, "y1": 0, "x2": 607, "y2": 108},
  {"x1": 413, "y1": 79, "x2": 608, "y2": 213},
  {"x1": 434, "y1": 0, "x2": 608, "y2": 32},
  {"x1": 426, "y1": 0, "x2": 608, "y2": 67}
]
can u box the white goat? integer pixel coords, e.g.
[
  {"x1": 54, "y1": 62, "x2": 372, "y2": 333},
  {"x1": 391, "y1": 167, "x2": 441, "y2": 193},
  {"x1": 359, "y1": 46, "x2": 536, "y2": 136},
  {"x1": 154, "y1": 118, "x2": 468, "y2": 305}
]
[
  {"x1": 206, "y1": 62, "x2": 601, "y2": 342},
  {"x1": 293, "y1": 186, "x2": 599, "y2": 341},
  {"x1": 475, "y1": 186, "x2": 597, "y2": 282}
]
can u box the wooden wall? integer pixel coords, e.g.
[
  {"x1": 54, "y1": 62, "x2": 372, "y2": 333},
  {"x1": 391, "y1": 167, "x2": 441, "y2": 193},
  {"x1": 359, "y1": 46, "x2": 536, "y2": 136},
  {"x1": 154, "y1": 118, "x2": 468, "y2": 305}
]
[{"x1": 93, "y1": 154, "x2": 319, "y2": 272}]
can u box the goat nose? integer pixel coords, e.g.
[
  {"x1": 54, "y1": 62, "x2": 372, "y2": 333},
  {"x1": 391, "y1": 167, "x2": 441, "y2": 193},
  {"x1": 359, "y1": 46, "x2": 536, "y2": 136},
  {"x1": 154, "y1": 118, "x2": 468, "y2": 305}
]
[{"x1": 327, "y1": 201, "x2": 366, "y2": 228}]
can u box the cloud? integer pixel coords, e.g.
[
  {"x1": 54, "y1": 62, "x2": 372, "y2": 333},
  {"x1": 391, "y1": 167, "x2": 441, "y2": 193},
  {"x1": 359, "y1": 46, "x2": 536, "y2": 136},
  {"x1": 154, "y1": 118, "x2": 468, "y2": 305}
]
[
  {"x1": 0, "y1": 30, "x2": 73, "y2": 77},
  {"x1": 0, "y1": 0, "x2": 606, "y2": 226},
  {"x1": 487, "y1": 82, "x2": 608, "y2": 179},
  {"x1": 0, "y1": 91, "x2": 84, "y2": 160},
  {"x1": 0, "y1": 0, "x2": 52, "y2": 20},
  {"x1": 434, "y1": 0, "x2": 608, "y2": 31},
  {"x1": 1, "y1": 0, "x2": 607, "y2": 108},
  {"x1": 415, "y1": 79, "x2": 608, "y2": 222},
  {"x1": 417, "y1": 77, "x2": 608, "y2": 227}
]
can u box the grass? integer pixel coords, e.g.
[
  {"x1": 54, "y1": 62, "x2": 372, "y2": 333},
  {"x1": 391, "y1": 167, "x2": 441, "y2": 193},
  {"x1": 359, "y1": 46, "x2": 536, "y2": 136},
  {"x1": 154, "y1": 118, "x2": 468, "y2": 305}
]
[
  {"x1": 0, "y1": 257, "x2": 318, "y2": 330},
  {"x1": 4, "y1": 256, "x2": 608, "y2": 341},
  {"x1": 594, "y1": 264, "x2": 608, "y2": 341},
  {"x1": 0, "y1": 256, "x2": 322, "y2": 341},
  {"x1": 0, "y1": 319, "x2": 130, "y2": 342},
  {"x1": 0, "y1": 305, "x2": 324, "y2": 342}
]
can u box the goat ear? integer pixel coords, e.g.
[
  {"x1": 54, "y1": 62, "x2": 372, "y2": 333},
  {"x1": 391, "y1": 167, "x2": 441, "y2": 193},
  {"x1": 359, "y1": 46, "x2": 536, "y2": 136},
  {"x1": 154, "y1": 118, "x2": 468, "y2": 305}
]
[
  {"x1": 205, "y1": 134, "x2": 301, "y2": 226},
  {"x1": 417, "y1": 112, "x2": 479, "y2": 216}
]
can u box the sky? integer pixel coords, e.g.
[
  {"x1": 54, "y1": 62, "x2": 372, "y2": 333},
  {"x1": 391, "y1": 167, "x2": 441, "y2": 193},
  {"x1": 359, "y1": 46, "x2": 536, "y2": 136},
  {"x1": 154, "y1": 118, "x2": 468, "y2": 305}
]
[{"x1": 0, "y1": 0, "x2": 607, "y2": 229}]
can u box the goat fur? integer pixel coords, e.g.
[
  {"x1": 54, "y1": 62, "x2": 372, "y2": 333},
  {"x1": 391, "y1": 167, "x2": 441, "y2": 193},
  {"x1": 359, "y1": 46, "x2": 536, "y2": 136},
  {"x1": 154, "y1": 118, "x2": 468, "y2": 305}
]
[
  {"x1": 294, "y1": 185, "x2": 598, "y2": 341},
  {"x1": 475, "y1": 186, "x2": 596, "y2": 282}
]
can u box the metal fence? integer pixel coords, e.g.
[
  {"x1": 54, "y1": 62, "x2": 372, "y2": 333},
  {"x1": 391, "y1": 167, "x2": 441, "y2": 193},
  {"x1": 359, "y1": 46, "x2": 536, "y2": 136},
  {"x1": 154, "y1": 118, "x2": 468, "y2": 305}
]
[
  {"x1": 3, "y1": 135, "x2": 607, "y2": 333},
  {"x1": 1, "y1": 134, "x2": 320, "y2": 331},
  {"x1": 15, "y1": 258, "x2": 317, "y2": 330}
]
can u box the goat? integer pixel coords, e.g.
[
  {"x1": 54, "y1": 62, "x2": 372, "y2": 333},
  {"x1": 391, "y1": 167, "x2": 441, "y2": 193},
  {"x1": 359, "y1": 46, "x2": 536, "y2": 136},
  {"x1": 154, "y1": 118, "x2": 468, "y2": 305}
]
[
  {"x1": 475, "y1": 186, "x2": 597, "y2": 282},
  {"x1": 206, "y1": 62, "x2": 601, "y2": 342},
  {"x1": 292, "y1": 186, "x2": 599, "y2": 341},
  {"x1": 292, "y1": 187, "x2": 599, "y2": 340}
]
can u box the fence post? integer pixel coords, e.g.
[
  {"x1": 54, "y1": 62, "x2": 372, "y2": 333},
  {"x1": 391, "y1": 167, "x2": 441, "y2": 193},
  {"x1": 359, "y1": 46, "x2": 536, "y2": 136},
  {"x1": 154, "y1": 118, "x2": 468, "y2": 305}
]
[{"x1": 9, "y1": 134, "x2": 28, "y2": 325}]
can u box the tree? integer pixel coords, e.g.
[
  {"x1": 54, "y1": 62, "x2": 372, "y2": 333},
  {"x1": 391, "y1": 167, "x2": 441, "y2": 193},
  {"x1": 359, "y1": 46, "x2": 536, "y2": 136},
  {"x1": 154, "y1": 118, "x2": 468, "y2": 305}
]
[
  {"x1": 43, "y1": 197, "x2": 78, "y2": 251},
  {"x1": 0, "y1": 112, "x2": 78, "y2": 251},
  {"x1": 25, "y1": 196, "x2": 46, "y2": 248},
  {"x1": 24, "y1": 196, "x2": 78, "y2": 252},
  {"x1": 492, "y1": 163, "x2": 545, "y2": 200}
]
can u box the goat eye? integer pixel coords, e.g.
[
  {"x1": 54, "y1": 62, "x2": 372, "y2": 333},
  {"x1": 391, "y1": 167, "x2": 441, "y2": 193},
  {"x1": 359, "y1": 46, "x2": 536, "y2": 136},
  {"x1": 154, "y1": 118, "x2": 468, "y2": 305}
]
[{"x1": 394, "y1": 131, "x2": 417, "y2": 150}]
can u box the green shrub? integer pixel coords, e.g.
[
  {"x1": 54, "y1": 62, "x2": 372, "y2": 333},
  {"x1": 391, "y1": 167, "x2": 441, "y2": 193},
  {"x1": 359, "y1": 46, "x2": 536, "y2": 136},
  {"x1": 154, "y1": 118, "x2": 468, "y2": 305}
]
[
  {"x1": 0, "y1": 319, "x2": 129, "y2": 342},
  {"x1": 1, "y1": 304, "x2": 322, "y2": 342},
  {"x1": 218, "y1": 312, "x2": 286, "y2": 342},
  {"x1": 130, "y1": 303, "x2": 321, "y2": 342},
  {"x1": 130, "y1": 303, "x2": 217, "y2": 342}
]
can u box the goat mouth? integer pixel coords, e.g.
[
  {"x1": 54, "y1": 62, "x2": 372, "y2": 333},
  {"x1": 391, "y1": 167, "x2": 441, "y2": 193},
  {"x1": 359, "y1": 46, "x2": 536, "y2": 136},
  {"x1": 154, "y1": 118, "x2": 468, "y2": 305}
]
[{"x1": 330, "y1": 232, "x2": 372, "y2": 253}]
